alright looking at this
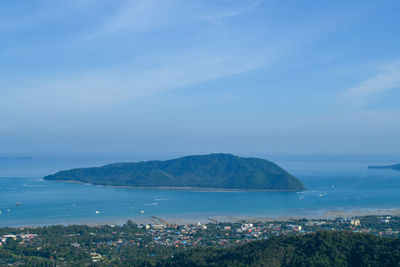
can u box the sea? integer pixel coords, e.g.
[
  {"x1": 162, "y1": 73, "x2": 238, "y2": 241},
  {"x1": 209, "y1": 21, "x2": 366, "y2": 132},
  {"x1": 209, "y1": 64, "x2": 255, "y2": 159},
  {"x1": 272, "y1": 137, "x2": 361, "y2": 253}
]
[{"x1": 1, "y1": 156, "x2": 400, "y2": 227}]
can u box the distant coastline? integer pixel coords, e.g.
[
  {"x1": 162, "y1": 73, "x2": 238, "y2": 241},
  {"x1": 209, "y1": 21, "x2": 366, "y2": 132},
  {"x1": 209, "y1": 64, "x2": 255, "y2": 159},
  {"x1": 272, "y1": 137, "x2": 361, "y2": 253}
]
[
  {"x1": 0, "y1": 156, "x2": 33, "y2": 160},
  {"x1": 368, "y1": 163, "x2": 400, "y2": 171},
  {"x1": 12, "y1": 207, "x2": 400, "y2": 228}
]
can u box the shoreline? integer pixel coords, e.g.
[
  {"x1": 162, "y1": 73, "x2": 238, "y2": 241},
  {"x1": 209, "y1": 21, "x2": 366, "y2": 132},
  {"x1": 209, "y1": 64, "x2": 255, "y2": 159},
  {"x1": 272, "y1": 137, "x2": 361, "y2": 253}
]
[
  {"x1": 46, "y1": 179, "x2": 302, "y2": 192},
  {"x1": 8, "y1": 207, "x2": 400, "y2": 229}
]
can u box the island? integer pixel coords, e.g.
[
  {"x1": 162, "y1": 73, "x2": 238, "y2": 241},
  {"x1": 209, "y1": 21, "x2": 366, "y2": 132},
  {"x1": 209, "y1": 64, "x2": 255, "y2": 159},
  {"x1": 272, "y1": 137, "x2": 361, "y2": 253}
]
[
  {"x1": 43, "y1": 153, "x2": 305, "y2": 191},
  {"x1": 368, "y1": 163, "x2": 400, "y2": 171}
]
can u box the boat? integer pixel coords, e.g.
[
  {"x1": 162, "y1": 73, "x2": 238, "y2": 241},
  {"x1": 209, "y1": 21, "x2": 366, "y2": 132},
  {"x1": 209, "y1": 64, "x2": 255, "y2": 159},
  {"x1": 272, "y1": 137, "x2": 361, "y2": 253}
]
[
  {"x1": 16, "y1": 202, "x2": 23, "y2": 206},
  {"x1": 95, "y1": 210, "x2": 100, "y2": 214},
  {"x1": 144, "y1": 202, "x2": 158, "y2": 206},
  {"x1": 140, "y1": 210, "x2": 145, "y2": 214}
]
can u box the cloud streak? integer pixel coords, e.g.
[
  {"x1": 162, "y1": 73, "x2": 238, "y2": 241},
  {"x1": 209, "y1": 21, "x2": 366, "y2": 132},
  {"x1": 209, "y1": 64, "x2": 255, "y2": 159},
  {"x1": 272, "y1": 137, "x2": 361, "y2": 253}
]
[
  {"x1": 0, "y1": 50, "x2": 266, "y2": 120},
  {"x1": 91, "y1": 0, "x2": 259, "y2": 36},
  {"x1": 0, "y1": 0, "x2": 294, "y2": 122},
  {"x1": 338, "y1": 61, "x2": 400, "y2": 106}
]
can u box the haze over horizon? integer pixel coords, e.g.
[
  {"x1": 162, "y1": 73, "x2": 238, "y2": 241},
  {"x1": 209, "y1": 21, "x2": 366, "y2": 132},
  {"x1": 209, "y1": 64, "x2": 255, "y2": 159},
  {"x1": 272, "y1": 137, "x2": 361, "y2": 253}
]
[{"x1": 1, "y1": 0, "x2": 400, "y2": 159}]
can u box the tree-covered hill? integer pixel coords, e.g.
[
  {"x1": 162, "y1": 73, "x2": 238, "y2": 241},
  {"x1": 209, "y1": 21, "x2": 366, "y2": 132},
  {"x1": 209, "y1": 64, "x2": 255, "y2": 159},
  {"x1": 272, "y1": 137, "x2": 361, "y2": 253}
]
[
  {"x1": 43, "y1": 153, "x2": 304, "y2": 190},
  {"x1": 159, "y1": 231, "x2": 400, "y2": 267}
]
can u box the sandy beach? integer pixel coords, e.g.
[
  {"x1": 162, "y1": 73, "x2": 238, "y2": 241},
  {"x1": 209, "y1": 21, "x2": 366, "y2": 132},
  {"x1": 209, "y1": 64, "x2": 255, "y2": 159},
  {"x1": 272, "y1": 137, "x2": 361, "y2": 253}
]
[
  {"x1": 49, "y1": 179, "x2": 301, "y2": 192},
  {"x1": 13, "y1": 207, "x2": 400, "y2": 229}
]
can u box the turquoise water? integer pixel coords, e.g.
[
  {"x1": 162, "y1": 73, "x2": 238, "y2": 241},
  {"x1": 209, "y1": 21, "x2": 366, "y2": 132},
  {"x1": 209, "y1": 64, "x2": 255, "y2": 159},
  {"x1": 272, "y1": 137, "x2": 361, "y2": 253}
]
[{"x1": 1, "y1": 157, "x2": 400, "y2": 227}]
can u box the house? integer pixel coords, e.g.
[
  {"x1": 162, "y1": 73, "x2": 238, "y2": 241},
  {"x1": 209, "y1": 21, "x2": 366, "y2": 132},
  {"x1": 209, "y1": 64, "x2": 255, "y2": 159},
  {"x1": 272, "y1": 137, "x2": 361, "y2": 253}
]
[
  {"x1": 20, "y1": 234, "x2": 38, "y2": 240},
  {"x1": 3, "y1": 234, "x2": 17, "y2": 240},
  {"x1": 90, "y1": 253, "x2": 102, "y2": 262}
]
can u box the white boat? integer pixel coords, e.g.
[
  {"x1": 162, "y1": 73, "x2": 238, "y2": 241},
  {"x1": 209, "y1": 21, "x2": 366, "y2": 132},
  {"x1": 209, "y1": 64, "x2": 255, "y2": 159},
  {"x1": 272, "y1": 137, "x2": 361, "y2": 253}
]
[
  {"x1": 95, "y1": 210, "x2": 100, "y2": 214},
  {"x1": 140, "y1": 210, "x2": 145, "y2": 214},
  {"x1": 144, "y1": 202, "x2": 158, "y2": 206}
]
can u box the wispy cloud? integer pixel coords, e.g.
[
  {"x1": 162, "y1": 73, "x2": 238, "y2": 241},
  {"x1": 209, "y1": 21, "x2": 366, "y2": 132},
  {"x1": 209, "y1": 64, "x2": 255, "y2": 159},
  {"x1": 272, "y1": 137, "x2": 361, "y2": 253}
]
[
  {"x1": 0, "y1": 1, "x2": 294, "y2": 121},
  {"x1": 0, "y1": 0, "x2": 348, "y2": 126},
  {"x1": 0, "y1": 50, "x2": 266, "y2": 120},
  {"x1": 0, "y1": 0, "x2": 365, "y2": 125},
  {"x1": 338, "y1": 61, "x2": 400, "y2": 106},
  {"x1": 91, "y1": 0, "x2": 259, "y2": 36}
]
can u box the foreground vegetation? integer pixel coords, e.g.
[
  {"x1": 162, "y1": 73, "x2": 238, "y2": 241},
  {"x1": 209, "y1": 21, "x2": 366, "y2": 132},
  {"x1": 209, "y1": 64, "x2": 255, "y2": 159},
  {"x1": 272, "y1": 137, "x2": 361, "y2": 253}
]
[
  {"x1": 160, "y1": 231, "x2": 400, "y2": 267},
  {"x1": 1, "y1": 215, "x2": 399, "y2": 266}
]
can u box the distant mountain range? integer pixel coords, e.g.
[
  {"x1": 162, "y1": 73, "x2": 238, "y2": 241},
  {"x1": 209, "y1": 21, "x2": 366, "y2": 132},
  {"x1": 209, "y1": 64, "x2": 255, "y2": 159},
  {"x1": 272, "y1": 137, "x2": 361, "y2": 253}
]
[
  {"x1": 43, "y1": 153, "x2": 305, "y2": 191},
  {"x1": 0, "y1": 156, "x2": 32, "y2": 160},
  {"x1": 368, "y1": 163, "x2": 400, "y2": 171}
]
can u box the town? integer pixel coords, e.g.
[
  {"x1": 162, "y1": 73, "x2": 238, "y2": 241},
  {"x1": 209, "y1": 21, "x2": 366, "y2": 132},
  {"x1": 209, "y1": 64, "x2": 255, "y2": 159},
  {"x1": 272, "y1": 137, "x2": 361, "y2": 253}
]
[{"x1": 0, "y1": 214, "x2": 399, "y2": 265}]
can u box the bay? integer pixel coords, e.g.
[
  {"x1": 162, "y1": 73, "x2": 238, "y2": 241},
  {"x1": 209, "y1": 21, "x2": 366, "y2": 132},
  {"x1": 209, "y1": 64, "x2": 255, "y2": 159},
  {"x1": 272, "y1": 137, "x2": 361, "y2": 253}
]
[{"x1": 1, "y1": 156, "x2": 400, "y2": 227}]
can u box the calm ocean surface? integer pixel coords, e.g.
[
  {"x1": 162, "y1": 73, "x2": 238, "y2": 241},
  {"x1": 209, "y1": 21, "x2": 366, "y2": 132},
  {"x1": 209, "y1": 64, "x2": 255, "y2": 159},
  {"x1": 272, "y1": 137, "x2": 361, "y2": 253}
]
[{"x1": 1, "y1": 157, "x2": 400, "y2": 227}]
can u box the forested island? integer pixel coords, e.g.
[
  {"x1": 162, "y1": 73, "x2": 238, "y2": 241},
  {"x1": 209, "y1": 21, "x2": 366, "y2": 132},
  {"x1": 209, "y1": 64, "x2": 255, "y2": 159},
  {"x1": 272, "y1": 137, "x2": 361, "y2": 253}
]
[
  {"x1": 43, "y1": 153, "x2": 305, "y2": 191},
  {"x1": 368, "y1": 163, "x2": 400, "y2": 171}
]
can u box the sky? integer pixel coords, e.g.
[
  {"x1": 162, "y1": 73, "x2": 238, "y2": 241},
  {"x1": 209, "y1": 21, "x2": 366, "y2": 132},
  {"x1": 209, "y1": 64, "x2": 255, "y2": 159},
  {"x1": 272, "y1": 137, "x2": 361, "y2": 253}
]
[{"x1": 0, "y1": 0, "x2": 400, "y2": 160}]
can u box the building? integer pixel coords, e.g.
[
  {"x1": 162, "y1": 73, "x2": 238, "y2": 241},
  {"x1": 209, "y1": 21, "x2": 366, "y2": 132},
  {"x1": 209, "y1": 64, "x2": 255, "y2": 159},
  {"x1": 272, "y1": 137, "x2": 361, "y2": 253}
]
[{"x1": 90, "y1": 253, "x2": 102, "y2": 262}]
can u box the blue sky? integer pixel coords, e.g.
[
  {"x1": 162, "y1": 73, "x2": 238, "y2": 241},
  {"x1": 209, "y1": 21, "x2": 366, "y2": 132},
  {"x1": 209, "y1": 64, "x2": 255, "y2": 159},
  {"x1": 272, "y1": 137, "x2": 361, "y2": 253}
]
[{"x1": 1, "y1": 0, "x2": 400, "y2": 159}]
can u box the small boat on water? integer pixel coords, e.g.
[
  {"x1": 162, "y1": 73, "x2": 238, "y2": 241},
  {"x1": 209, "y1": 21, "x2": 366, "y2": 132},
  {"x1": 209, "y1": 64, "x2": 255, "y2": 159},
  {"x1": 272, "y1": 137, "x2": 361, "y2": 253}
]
[
  {"x1": 16, "y1": 202, "x2": 23, "y2": 206},
  {"x1": 140, "y1": 210, "x2": 145, "y2": 214},
  {"x1": 144, "y1": 202, "x2": 158, "y2": 206}
]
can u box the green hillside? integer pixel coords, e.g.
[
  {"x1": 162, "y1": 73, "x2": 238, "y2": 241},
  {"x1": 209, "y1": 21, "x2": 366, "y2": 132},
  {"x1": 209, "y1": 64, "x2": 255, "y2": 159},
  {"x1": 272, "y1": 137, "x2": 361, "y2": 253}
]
[
  {"x1": 43, "y1": 153, "x2": 304, "y2": 190},
  {"x1": 159, "y1": 231, "x2": 400, "y2": 267}
]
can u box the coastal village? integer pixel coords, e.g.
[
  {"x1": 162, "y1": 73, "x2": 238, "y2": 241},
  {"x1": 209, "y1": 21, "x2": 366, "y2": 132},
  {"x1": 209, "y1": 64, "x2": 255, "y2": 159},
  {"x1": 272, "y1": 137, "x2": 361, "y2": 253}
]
[{"x1": 1, "y1": 215, "x2": 399, "y2": 265}]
